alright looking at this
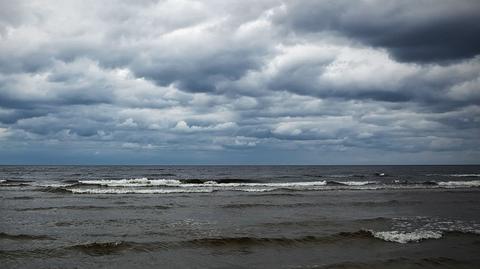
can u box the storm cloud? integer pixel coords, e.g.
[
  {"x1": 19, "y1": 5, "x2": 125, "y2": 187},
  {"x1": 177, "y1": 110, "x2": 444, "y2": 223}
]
[
  {"x1": 0, "y1": 0, "x2": 479, "y2": 164},
  {"x1": 274, "y1": 0, "x2": 480, "y2": 63}
]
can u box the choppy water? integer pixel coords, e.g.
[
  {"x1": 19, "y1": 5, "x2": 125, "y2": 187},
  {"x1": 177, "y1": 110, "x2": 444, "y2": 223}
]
[{"x1": 1, "y1": 165, "x2": 480, "y2": 268}]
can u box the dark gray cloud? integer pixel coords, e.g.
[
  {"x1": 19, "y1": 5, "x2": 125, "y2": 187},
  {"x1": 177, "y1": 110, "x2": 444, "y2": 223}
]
[
  {"x1": 274, "y1": 0, "x2": 480, "y2": 63},
  {"x1": 0, "y1": 0, "x2": 479, "y2": 164}
]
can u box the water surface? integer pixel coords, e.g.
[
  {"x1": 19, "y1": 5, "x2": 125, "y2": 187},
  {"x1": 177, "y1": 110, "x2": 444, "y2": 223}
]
[{"x1": 1, "y1": 165, "x2": 479, "y2": 268}]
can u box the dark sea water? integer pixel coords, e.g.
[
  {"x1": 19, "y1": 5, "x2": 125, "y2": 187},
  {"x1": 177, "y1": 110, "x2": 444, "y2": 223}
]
[{"x1": 1, "y1": 165, "x2": 480, "y2": 268}]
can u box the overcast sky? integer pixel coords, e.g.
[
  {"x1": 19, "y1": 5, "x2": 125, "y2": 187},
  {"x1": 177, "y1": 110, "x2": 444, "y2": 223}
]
[{"x1": 0, "y1": 0, "x2": 479, "y2": 164}]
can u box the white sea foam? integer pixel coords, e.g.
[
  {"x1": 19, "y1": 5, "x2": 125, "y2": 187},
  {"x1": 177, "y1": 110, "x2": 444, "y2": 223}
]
[
  {"x1": 371, "y1": 230, "x2": 443, "y2": 243},
  {"x1": 63, "y1": 180, "x2": 331, "y2": 194},
  {"x1": 327, "y1": 174, "x2": 352, "y2": 178},
  {"x1": 449, "y1": 174, "x2": 480, "y2": 177},
  {"x1": 437, "y1": 180, "x2": 480, "y2": 187},
  {"x1": 237, "y1": 188, "x2": 275, "y2": 192},
  {"x1": 202, "y1": 181, "x2": 327, "y2": 188},
  {"x1": 77, "y1": 179, "x2": 329, "y2": 188},
  {"x1": 336, "y1": 181, "x2": 377, "y2": 186},
  {"x1": 0, "y1": 179, "x2": 6, "y2": 183},
  {"x1": 67, "y1": 188, "x2": 214, "y2": 194},
  {"x1": 49, "y1": 178, "x2": 480, "y2": 194},
  {"x1": 79, "y1": 178, "x2": 182, "y2": 187},
  {"x1": 144, "y1": 180, "x2": 329, "y2": 189}
]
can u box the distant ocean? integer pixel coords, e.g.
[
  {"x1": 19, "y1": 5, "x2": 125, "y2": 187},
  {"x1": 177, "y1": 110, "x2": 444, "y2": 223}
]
[{"x1": 1, "y1": 165, "x2": 480, "y2": 268}]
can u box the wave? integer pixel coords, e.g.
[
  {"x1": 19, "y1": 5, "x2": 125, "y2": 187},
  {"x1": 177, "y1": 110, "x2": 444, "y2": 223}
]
[
  {"x1": 6, "y1": 229, "x2": 480, "y2": 259},
  {"x1": 16, "y1": 205, "x2": 110, "y2": 211},
  {"x1": 0, "y1": 179, "x2": 32, "y2": 187},
  {"x1": 350, "y1": 200, "x2": 422, "y2": 207},
  {"x1": 75, "y1": 179, "x2": 328, "y2": 188},
  {"x1": 370, "y1": 230, "x2": 443, "y2": 243},
  {"x1": 77, "y1": 178, "x2": 261, "y2": 187},
  {"x1": 221, "y1": 202, "x2": 318, "y2": 209},
  {"x1": 449, "y1": 174, "x2": 480, "y2": 177},
  {"x1": 61, "y1": 179, "x2": 80, "y2": 184},
  {"x1": 65, "y1": 188, "x2": 215, "y2": 194},
  {"x1": 327, "y1": 181, "x2": 376, "y2": 186},
  {"x1": 393, "y1": 180, "x2": 480, "y2": 188},
  {"x1": 187, "y1": 180, "x2": 327, "y2": 188},
  {"x1": 0, "y1": 232, "x2": 372, "y2": 259},
  {"x1": 367, "y1": 215, "x2": 480, "y2": 243},
  {"x1": 69, "y1": 230, "x2": 462, "y2": 252},
  {"x1": 302, "y1": 174, "x2": 324, "y2": 178},
  {"x1": 78, "y1": 178, "x2": 182, "y2": 187},
  {"x1": 185, "y1": 235, "x2": 330, "y2": 246},
  {"x1": 62, "y1": 236, "x2": 337, "y2": 256},
  {"x1": 41, "y1": 186, "x2": 74, "y2": 194},
  {"x1": 184, "y1": 178, "x2": 259, "y2": 184},
  {"x1": 0, "y1": 179, "x2": 33, "y2": 183},
  {"x1": 316, "y1": 257, "x2": 466, "y2": 269},
  {"x1": 0, "y1": 232, "x2": 54, "y2": 241},
  {"x1": 34, "y1": 178, "x2": 480, "y2": 195},
  {"x1": 39, "y1": 186, "x2": 214, "y2": 194},
  {"x1": 170, "y1": 229, "x2": 480, "y2": 246},
  {"x1": 17, "y1": 204, "x2": 171, "y2": 211},
  {"x1": 325, "y1": 174, "x2": 351, "y2": 178},
  {"x1": 437, "y1": 180, "x2": 480, "y2": 187},
  {"x1": 67, "y1": 241, "x2": 132, "y2": 256},
  {"x1": 421, "y1": 181, "x2": 438, "y2": 185}
]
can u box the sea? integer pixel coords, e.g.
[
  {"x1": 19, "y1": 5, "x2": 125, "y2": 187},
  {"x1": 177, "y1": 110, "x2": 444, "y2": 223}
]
[{"x1": 1, "y1": 165, "x2": 479, "y2": 268}]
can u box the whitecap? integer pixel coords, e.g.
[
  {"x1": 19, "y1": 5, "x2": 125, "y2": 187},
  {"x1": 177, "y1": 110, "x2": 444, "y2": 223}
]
[
  {"x1": 179, "y1": 180, "x2": 327, "y2": 189},
  {"x1": 67, "y1": 188, "x2": 213, "y2": 194},
  {"x1": 78, "y1": 178, "x2": 182, "y2": 187},
  {"x1": 437, "y1": 180, "x2": 480, "y2": 187},
  {"x1": 371, "y1": 230, "x2": 443, "y2": 243},
  {"x1": 336, "y1": 181, "x2": 377, "y2": 186},
  {"x1": 237, "y1": 188, "x2": 275, "y2": 192}
]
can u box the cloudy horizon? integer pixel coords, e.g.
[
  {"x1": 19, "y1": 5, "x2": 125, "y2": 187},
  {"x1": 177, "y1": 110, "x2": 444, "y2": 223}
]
[{"x1": 0, "y1": 0, "x2": 479, "y2": 164}]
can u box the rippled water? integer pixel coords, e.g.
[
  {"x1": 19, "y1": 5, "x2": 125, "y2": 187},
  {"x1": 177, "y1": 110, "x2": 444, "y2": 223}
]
[{"x1": 1, "y1": 165, "x2": 480, "y2": 268}]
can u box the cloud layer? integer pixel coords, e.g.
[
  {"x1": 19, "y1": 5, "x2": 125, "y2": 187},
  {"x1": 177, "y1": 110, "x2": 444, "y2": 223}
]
[{"x1": 0, "y1": 0, "x2": 479, "y2": 164}]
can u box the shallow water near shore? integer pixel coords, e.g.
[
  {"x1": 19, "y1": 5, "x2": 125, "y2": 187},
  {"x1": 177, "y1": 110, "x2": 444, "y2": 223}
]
[{"x1": 1, "y1": 165, "x2": 480, "y2": 268}]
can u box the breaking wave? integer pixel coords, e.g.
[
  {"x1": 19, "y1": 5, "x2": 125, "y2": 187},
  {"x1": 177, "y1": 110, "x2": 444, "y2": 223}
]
[
  {"x1": 326, "y1": 181, "x2": 377, "y2": 186},
  {"x1": 78, "y1": 178, "x2": 182, "y2": 187},
  {"x1": 63, "y1": 229, "x2": 480, "y2": 252},
  {"x1": 65, "y1": 188, "x2": 215, "y2": 194},
  {"x1": 369, "y1": 230, "x2": 443, "y2": 243},
  {"x1": 449, "y1": 174, "x2": 480, "y2": 177},
  {"x1": 29, "y1": 177, "x2": 480, "y2": 195},
  {"x1": 5, "y1": 229, "x2": 480, "y2": 259},
  {"x1": 0, "y1": 179, "x2": 32, "y2": 187},
  {"x1": 437, "y1": 180, "x2": 480, "y2": 187},
  {"x1": 77, "y1": 178, "x2": 327, "y2": 188}
]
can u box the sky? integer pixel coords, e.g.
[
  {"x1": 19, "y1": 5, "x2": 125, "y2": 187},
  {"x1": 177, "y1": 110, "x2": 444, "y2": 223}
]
[{"x1": 0, "y1": 0, "x2": 479, "y2": 165}]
